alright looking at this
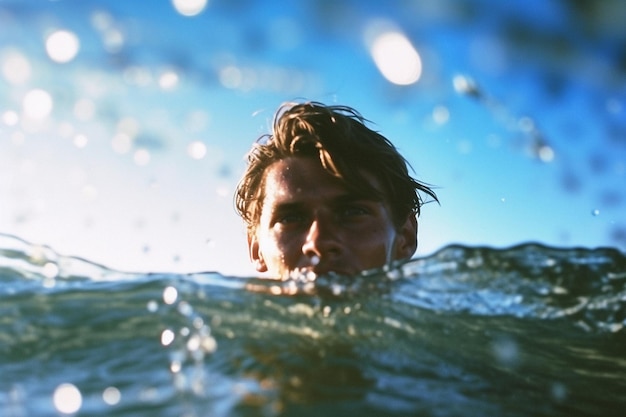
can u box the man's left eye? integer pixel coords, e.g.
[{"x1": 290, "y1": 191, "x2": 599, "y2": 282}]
[
  {"x1": 277, "y1": 214, "x2": 304, "y2": 224},
  {"x1": 340, "y1": 205, "x2": 368, "y2": 217}
]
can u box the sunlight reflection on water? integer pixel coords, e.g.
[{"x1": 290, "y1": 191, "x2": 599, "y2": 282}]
[{"x1": 1, "y1": 231, "x2": 624, "y2": 416}]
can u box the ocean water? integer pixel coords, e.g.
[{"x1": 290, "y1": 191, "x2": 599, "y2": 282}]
[{"x1": 1, "y1": 233, "x2": 625, "y2": 417}]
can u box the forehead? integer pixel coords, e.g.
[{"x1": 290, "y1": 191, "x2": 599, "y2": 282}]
[{"x1": 262, "y1": 157, "x2": 346, "y2": 202}]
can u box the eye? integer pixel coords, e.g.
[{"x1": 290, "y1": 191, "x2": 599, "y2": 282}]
[
  {"x1": 339, "y1": 204, "x2": 369, "y2": 218},
  {"x1": 276, "y1": 212, "x2": 306, "y2": 226}
]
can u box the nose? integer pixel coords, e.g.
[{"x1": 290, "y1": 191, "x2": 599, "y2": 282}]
[{"x1": 301, "y1": 217, "x2": 341, "y2": 260}]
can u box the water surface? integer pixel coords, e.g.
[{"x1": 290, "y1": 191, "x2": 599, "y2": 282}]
[{"x1": 1, "y1": 233, "x2": 625, "y2": 416}]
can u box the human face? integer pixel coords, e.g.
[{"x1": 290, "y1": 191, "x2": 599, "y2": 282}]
[{"x1": 248, "y1": 157, "x2": 417, "y2": 279}]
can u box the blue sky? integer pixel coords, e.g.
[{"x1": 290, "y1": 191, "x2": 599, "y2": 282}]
[{"x1": 1, "y1": 0, "x2": 624, "y2": 275}]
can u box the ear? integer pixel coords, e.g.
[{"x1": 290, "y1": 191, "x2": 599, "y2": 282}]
[
  {"x1": 248, "y1": 233, "x2": 268, "y2": 272},
  {"x1": 393, "y1": 214, "x2": 418, "y2": 261}
]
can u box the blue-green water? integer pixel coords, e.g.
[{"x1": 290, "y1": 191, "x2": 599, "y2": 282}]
[{"x1": 1, "y1": 233, "x2": 625, "y2": 416}]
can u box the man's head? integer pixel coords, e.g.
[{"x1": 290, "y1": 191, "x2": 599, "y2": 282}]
[{"x1": 235, "y1": 102, "x2": 437, "y2": 278}]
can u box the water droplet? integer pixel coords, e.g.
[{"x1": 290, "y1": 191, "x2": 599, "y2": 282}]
[
  {"x1": 592, "y1": 209, "x2": 600, "y2": 216},
  {"x1": 386, "y1": 268, "x2": 402, "y2": 280}
]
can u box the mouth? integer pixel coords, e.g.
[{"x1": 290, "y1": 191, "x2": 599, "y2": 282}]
[
  {"x1": 294, "y1": 264, "x2": 351, "y2": 278},
  {"x1": 288, "y1": 256, "x2": 351, "y2": 279}
]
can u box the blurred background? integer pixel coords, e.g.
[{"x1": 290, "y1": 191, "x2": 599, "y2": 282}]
[{"x1": 1, "y1": 0, "x2": 624, "y2": 276}]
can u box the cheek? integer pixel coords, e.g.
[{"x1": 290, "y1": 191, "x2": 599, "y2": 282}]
[
  {"x1": 260, "y1": 231, "x2": 300, "y2": 264},
  {"x1": 362, "y1": 225, "x2": 397, "y2": 257}
]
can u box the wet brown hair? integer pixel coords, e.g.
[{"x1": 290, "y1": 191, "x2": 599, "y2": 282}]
[{"x1": 235, "y1": 101, "x2": 438, "y2": 235}]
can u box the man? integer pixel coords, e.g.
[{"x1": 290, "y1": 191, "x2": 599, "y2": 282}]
[{"x1": 235, "y1": 102, "x2": 438, "y2": 279}]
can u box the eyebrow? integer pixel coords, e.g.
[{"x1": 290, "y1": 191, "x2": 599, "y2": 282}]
[
  {"x1": 271, "y1": 201, "x2": 306, "y2": 214},
  {"x1": 271, "y1": 192, "x2": 381, "y2": 213},
  {"x1": 330, "y1": 193, "x2": 381, "y2": 204}
]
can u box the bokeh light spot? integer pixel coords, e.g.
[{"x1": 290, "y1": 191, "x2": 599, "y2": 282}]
[
  {"x1": 91, "y1": 10, "x2": 113, "y2": 31},
  {"x1": 2, "y1": 110, "x2": 19, "y2": 126},
  {"x1": 158, "y1": 70, "x2": 179, "y2": 90},
  {"x1": 172, "y1": 0, "x2": 208, "y2": 17},
  {"x1": 538, "y1": 146, "x2": 555, "y2": 163},
  {"x1": 46, "y1": 30, "x2": 80, "y2": 63},
  {"x1": 163, "y1": 285, "x2": 178, "y2": 304},
  {"x1": 161, "y1": 329, "x2": 175, "y2": 346},
  {"x1": 102, "y1": 386, "x2": 121, "y2": 406},
  {"x1": 53, "y1": 383, "x2": 82, "y2": 414},
  {"x1": 187, "y1": 141, "x2": 207, "y2": 160},
  {"x1": 147, "y1": 300, "x2": 158, "y2": 312},
  {"x1": 42, "y1": 262, "x2": 59, "y2": 279},
  {"x1": 1, "y1": 49, "x2": 31, "y2": 84},
  {"x1": 219, "y1": 65, "x2": 242, "y2": 89},
  {"x1": 370, "y1": 31, "x2": 421, "y2": 85},
  {"x1": 23, "y1": 89, "x2": 53, "y2": 120},
  {"x1": 74, "y1": 98, "x2": 96, "y2": 121},
  {"x1": 453, "y1": 74, "x2": 479, "y2": 96},
  {"x1": 102, "y1": 28, "x2": 125, "y2": 53},
  {"x1": 111, "y1": 133, "x2": 132, "y2": 154},
  {"x1": 133, "y1": 149, "x2": 151, "y2": 166},
  {"x1": 433, "y1": 105, "x2": 450, "y2": 125},
  {"x1": 73, "y1": 134, "x2": 88, "y2": 149}
]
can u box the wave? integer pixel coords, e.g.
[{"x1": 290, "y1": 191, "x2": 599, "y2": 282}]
[{"x1": 1, "y1": 233, "x2": 625, "y2": 416}]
